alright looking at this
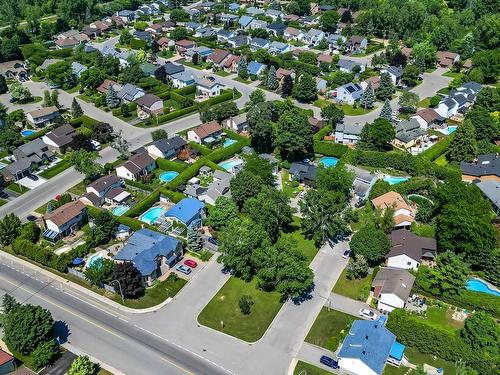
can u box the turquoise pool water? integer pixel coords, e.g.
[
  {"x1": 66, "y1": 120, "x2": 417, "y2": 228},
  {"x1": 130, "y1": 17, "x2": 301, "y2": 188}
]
[
  {"x1": 319, "y1": 156, "x2": 339, "y2": 168},
  {"x1": 87, "y1": 253, "x2": 104, "y2": 268},
  {"x1": 223, "y1": 138, "x2": 237, "y2": 148},
  {"x1": 0, "y1": 162, "x2": 6, "y2": 170},
  {"x1": 21, "y1": 129, "x2": 36, "y2": 137},
  {"x1": 384, "y1": 176, "x2": 410, "y2": 185},
  {"x1": 159, "y1": 171, "x2": 179, "y2": 183},
  {"x1": 466, "y1": 278, "x2": 500, "y2": 297},
  {"x1": 112, "y1": 205, "x2": 129, "y2": 216},
  {"x1": 139, "y1": 206, "x2": 166, "y2": 225},
  {"x1": 447, "y1": 126, "x2": 457, "y2": 134},
  {"x1": 219, "y1": 158, "x2": 243, "y2": 172}
]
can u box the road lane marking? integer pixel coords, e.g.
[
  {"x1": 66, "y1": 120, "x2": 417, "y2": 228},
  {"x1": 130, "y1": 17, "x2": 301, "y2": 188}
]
[{"x1": 159, "y1": 356, "x2": 194, "y2": 375}]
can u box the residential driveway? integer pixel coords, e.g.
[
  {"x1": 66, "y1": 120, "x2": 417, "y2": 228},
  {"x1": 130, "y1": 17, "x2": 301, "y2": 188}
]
[
  {"x1": 411, "y1": 67, "x2": 452, "y2": 99},
  {"x1": 296, "y1": 342, "x2": 338, "y2": 374},
  {"x1": 328, "y1": 292, "x2": 379, "y2": 319},
  {"x1": 40, "y1": 350, "x2": 77, "y2": 375},
  {"x1": 18, "y1": 175, "x2": 47, "y2": 189},
  {"x1": 171, "y1": 253, "x2": 207, "y2": 280}
]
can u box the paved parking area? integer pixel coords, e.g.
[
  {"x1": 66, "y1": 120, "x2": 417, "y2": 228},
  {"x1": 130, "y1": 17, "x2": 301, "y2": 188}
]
[
  {"x1": 171, "y1": 253, "x2": 207, "y2": 280},
  {"x1": 18, "y1": 175, "x2": 47, "y2": 189}
]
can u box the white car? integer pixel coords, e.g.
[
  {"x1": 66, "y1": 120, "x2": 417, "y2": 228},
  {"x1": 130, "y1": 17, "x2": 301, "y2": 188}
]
[
  {"x1": 90, "y1": 140, "x2": 101, "y2": 150},
  {"x1": 359, "y1": 308, "x2": 377, "y2": 320}
]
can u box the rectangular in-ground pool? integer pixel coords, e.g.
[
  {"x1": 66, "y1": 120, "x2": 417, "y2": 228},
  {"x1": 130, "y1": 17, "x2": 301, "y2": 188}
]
[
  {"x1": 139, "y1": 206, "x2": 167, "y2": 225},
  {"x1": 219, "y1": 158, "x2": 244, "y2": 172}
]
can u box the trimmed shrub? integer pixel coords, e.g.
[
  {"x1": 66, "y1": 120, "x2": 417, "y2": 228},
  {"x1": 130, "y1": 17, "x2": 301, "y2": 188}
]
[
  {"x1": 125, "y1": 179, "x2": 155, "y2": 191},
  {"x1": 188, "y1": 142, "x2": 213, "y2": 156},
  {"x1": 159, "y1": 188, "x2": 185, "y2": 203},
  {"x1": 314, "y1": 141, "x2": 349, "y2": 157},
  {"x1": 419, "y1": 135, "x2": 454, "y2": 161},
  {"x1": 125, "y1": 191, "x2": 160, "y2": 218},
  {"x1": 156, "y1": 158, "x2": 188, "y2": 172},
  {"x1": 173, "y1": 85, "x2": 196, "y2": 96}
]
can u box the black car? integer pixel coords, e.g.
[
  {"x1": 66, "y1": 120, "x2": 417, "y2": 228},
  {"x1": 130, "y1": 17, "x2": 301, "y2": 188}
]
[
  {"x1": 9, "y1": 97, "x2": 17, "y2": 103},
  {"x1": 27, "y1": 174, "x2": 39, "y2": 181},
  {"x1": 320, "y1": 355, "x2": 339, "y2": 369},
  {"x1": 26, "y1": 215, "x2": 37, "y2": 222},
  {"x1": 207, "y1": 237, "x2": 218, "y2": 246},
  {"x1": 342, "y1": 249, "x2": 351, "y2": 259},
  {"x1": 0, "y1": 190, "x2": 8, "y2": 199}
]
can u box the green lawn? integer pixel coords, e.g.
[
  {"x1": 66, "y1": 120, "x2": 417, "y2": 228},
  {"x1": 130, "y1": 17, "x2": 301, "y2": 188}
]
[
  {"x1": 64, "y1": 84, "x2": 80, "y2": 94},
  {"x1": 198, "y1": 277, "x2": 283, "y2": 342},
  {"x1": 305, "y1": 308, "x2": 357, "y2": 351},
  {"x1": 418, "y1": 97, "x2": 431, "y2": 108},
  {"x1": 333, "y1": 268, "x2": 374, "y2": 301},
  {"x1": 112, "y1": 273, "x2": 187, "y2": 309},
  {"x1": 0, "y1": 198, "x2": 7, "y2": 206},
  {"x1": 419, "y1": 306, "x2": 464, "y2": 332},
  {"x1": 282, "y1": 217, "x2": 319, "y2": 264},
  {"x1": 410, "y1": 223, "x2": 435, "y2": 238},
  {"x1": 68, "y1": 181, "x2": 87, "y2": 196},
  {"x1": 35, "y1": 202, "x2": 49, "y2": 214},
  {"x1": 234, "y1": 77, "x2": 251, "y2": 84},
  {"x1": 282, "y1": 170, "x2": 302, "y2": 198},
  {"x1": 437, "y1": 87, "x2": 450, "y2": 95},
  {"x1": 442, "y1": 70, "x2": 463, "y2": 79},
  {"x1": 6, "y1": 183, "x2": 28, "y2": 194},
  {"x1": 349, "y1": 204, "x2": 374, "y2": 232},
  {"x1": 39, "y1": 160, "x2": 71, "y2": 179},
  {"x1": 434, "y1": 154, "x2": 448, "y2": 166},
  {"x1": 383, "y1": 347, "x2": 456, "y2": 375},
  {"x1": 216, "y1": 70, "x2": 231, "y2": 77},
  {"x1": 294, "y1": 361, "x2": 332, "y2": 375},
  {"x1": 312, "y1": 99, "x2": 376, "y2": 115}
]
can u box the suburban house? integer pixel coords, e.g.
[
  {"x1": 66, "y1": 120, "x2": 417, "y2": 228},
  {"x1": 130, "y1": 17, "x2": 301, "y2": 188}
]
[
  {"x1": 165, "y1": 198, "x2": 205, "y2": 228},
  {"x1": 97, "y1": 79, "x2": 123, "y2": 95},
  {"x1": 249, "y1": 19, "x2": 268, "y2": 30},
  {"x1": 381, "y1": 66, "x2": 404, "y2": 85},
  {"x1": 80, "y1": 174, "x2": 126, "y2": 207},
  {"x1": 246, "y1": 6, "x2": 264, "y2": 16},
  {"x1": 222, "y1": 54, "x2": 240, "y2": 73},
  {"x1": 318, "y1": 53, "x2": 333, "y2": 65},
  {"x1": 338, "y1": 319, "x2": 406, "y2": 375},
  {"x1": 2, "y1": 139, "x2": 55, "y2": 181},
  {"x1": 238, "y1": 15, "x2": 254, "y2": 29},
  {"x1": 337, "y1": 59, "x2": 365, "y2": 73},
  {"x1": 267, "y1": 23, "x2": 287, "y2": 37},
  {"x1": 347, "y1": 165, "x2": 378, "y2": 199},
  {"x1": 41, "y1": 124, "x2": 76, "y2": 152},
  {"x1": 157, "y1": 37, "x2": 172, "y2": 50},
  {"x1": 372, "y1": 268, "x2": 416, "y2": 313},
  {"x1": 196, "y1": 171, "x2": 232, "y2": 205},
  {"x1": 117, "y1": 83, "x2": 145, "y2": 103},
  {"x1": 336, "y1": 82, "x2": 364, "y2": 105},
  {"x1": 335, "y1": 123, "x2": 364, "y2": 145},
  {"x1": 163, "y1": 61, "x2": 185, "y2": 78},
  {"x1": 436, "y1": 82, "x2": 482, "y2": 118},
  {"x1": 223, "y1": 114, "x2": 248, "y2": 133},
  {"x1": 171, "y1": 71, "x2": 196, "y2": 88},
  {"x1": 461, "y1": 153, "x2": 500, "y2": 182},
  {"x1": 219, "y1": 13, "x2": 239, "y2": 25},
  {"x1": 197, "y1": 77, "x2": 225, "y2": 97},
  {"x1": 26, "y1": 106, "x2": 60, "y2": 127},
  {"x1": 116, "y1": 152, "x2": 156, "y2": 181},
  {"x1": 187, "y1": 120, "x2": 223, "y2": 145},
  {"x1": 303, "y1": 29, "x2": 325, "y2": 46},
  {"x1": 437, "y1": 51, "x2": 460, "y2": 68},
  {"x1": 410, "y1": 108, "x2": 445, "y2": 130},
  {"x1": 135, "y1": 94, "x2": 164, "y2": 118},
  {"x1": 145, "y1": 136, "x2": 187, "y2": 160},
  {"x1": 346, "y1": 35, "x2": 368, "y2": 54},
  {"x1": 276, "y1": 68, "x2": 294, "y2": 85},
  {"x1": 116, "y1": 10, "x2": 135, "y2": 23},
  {"x1": 114, "y1": 229, "x2": 183, "y2": 286},
  {"x1": 327, "y1": 33, "x2": 345, "y2": 50},
  {"x1": 217, "y1": 29, "x2": 235, "y2": 43},
  {"x1": 371, "y1": 191, "x2": 415, "y2": 228},
  {"x1": 476, "y1": 181, "x2": 500, "y2": 215},
  {"x1": 0, "y1": 60, "x2": 28, "y2": 80},
  {"x1": 289, "y1": 161, "x2": 317, "y2": 185},
  {"x1": 195, "y1": 27, "x2": 217, "y2": 39},
  {"x1": 284, "y1": 27, "x2": 303, "y2": 41},
  {"x1": 175, "y1": 39, "x2": 196, "y2": 55},
  {"x1": 71, "y1": 61, "x2": 87, "y2": 78},
  {"x1": 228, "y1": 35, "x2": 249, "y2": 48},
  {"x1": 250, "y1": 37, "x2": 270, "y2": 51},
  {"x1": 266, "y1": 9, "x2": 284, "y2": 21},
  {"x1": 386, "y1": 229, "x2": 437, "y2": 270},
  {"x1": 393, "y1": 118, "x2": 426, "y2": 150},
  {"x1": 207, "y1": 49, "x2": 230, "y2": 68},
  {"x1": 247, "y1": 61, "x2": 266, "y2": 76},
  {"x1": 361, "y1": 76, "x2": 381, "y2": 91},
  {"x1": 55, "y1": 37, "x2": 81, "y2": 49},
  {"x1": 43, "y1": 200, "x2": 87, "y2": 242},
  {"x1": 268, "y1": 41, "x2": 290, "y2": 55}
]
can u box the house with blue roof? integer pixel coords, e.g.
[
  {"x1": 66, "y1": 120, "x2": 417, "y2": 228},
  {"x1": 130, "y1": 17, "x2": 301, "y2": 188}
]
[
  {"x1": 238, "y1": 16, "x2": 254, "y2": 30},
  {"x1": 114, "y1": 229, "x2": 183, "y2": 286},
  {"x1": 165, "y1": 198, "x2": 205, "y2": 228},
  {"x1": 250, "y1": 37, "x2": 270, "y2": 51},
  {"x1": 338, "y1": 319, "x2": 406, "y2": 375},
  {"x1": 228, "y1": 3, "x2": 240, "y2": 12},
  {"x1": 247, "y1": 61, "x2": 266, "y2": 76}
]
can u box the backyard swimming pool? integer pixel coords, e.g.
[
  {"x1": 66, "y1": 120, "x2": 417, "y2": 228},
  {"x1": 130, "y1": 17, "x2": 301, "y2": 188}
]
[
  {"x1": 87, "y1": 253, "x2": 104, "y2": 268},
  {"x1": 384, "y1": 175, "x2": 410, "y2": 185},
  {"x1": 319, "y1": 156, "x2": 339, "y2": 168},
  {"x1": 112, "y1": 205, "x2": 129, "y2": 216},
  {"x1": 0, "y1": 162, "x2": 6, "y2": 170},
  {"x1": 159, "y1": 171, "x2": 179, "y2": 183},
  {"x1": 466, "y1": 278, "x2": 500, "y2": 297},
  {"x1": 139, "y1": 206, "x2": 166, "y2": 225},
  {"x1": 21, "y1": 129, "x2": 36, "y2": 137},
  {"x1": 223, "y1": 138, "x2": 237, "y2": 148},
  {"x1": 219, "y1": 158, "x2": 244, "y2": 172}
]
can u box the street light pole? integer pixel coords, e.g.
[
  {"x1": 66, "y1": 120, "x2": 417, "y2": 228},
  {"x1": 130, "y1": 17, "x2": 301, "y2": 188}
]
[{"x1": 110, "y1": 279, "x2": 124, "y2": 303}]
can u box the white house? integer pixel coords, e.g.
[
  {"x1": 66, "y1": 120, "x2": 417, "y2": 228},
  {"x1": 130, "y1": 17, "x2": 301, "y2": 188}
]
[
  {"x1": 283, "y1": 27, "x2": 303, "y2": 41},
  {"x1": 135, "y1": 94, "x2": 163, "y2": 118},
  {"x1": 386, "y1": 229, "x2": 437, "y2": 270},
  {"x1": 187, "y1": 120, "x2": 223, "y2": 145},
  {"x1": 116, "y1": 152, "x2": 156, "y2": 181},
  {"x1": 381, "y1": 66, "x2": 403, "y2": 85},
  {"x1": 335, "y1": 123, "x2": 364, "y2": 145},
  {"x1": 145, "y1": 136, "x2": 187, "y2": 160},
  {"x1": 372, "y1": 268, "x2": 416, "y2": 312},
  {"x1": 223, "y1": 113, "x2": 247, "y2": 133},
  {"x1": 336, "y1": 82, "x2": 363, "y2": 105},
  {"x1": 26, "y1": 106, "x2": 60, "y2": 128},
  {"x1": 80, "y1": 174, "x2": 126, "y2": 207},
  {"x1": 44, "y1": 201, "x2": 87, "y2": 240},
  {"x1": 303, "y1": 29, "x2": 325, "y2": 46},
  {"x1": 197, "y1": 77, "x2": 225, "y2": 97}
]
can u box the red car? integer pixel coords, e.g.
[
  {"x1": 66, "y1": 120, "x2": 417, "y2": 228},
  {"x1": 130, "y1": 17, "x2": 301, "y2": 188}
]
[{"x1": 184, "y1": 259, "x2": 198, "y2": 268}]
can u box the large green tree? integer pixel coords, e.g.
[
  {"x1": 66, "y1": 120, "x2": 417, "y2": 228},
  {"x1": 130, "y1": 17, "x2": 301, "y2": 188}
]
[
  {"x1": 320, "y1": 103, "x2": 344, "y2": 125},
  {"x1": 110, "y1": 263, "x2": 144, "y2": 299},
  {"x1": 358, "y1": 118, "x2": 395, "y2": 151},
  {"x1": 46, "y1": 61, "x2": 74, "y2": 88},
  {"x1": 68, "y1": 356, "x2": 98, "y2": 375},
  {"x1": 349, "y1": 223, "x2": 390, "y2": 265},
  {"x1": 0, "y1": 213, "x2": 21, "y2": 246},
  {"x1": 376, "y1": 73, "x2": 394, "y2": 101},
  {"x1": 207, "y1": 196, "x2": 238, "y2": 231},
  {"x1": 292, "y1": 74, "x2": 317, "y2": 103},
  {"x1": 274, "y1": 108, "x2": 313, "y2": 161},
  {"x1": 447, "y1": 121, "x2": 478, "y2": 162},
  {"x1": 460, "y1": 312, "x2": 500, "y2": 357},
  {"x1": 68, "y1": 149, "x2": 104, "y2": 180}
]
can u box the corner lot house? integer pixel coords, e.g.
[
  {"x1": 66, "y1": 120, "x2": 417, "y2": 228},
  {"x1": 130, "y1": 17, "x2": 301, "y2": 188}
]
[
  {"x1": 43, "y1": 200, "x2": 87, "y2": 241},
  {"x1": 410, "y1": 108, "x2": 444, "y2": 130},
  {"x1": 386, "y1": 229, "x2": 437, "y2": 270},
  {"x1": 336, "y1": 82, "x2": 363, "y2": 105},
  {"x1": 0, "y1": 60, "x2": 28, "y2": 80},
  {"x1": 461, "y1": 153, "x2": 500, "y2": 182},
  {"x1": 197, "y1": 77, "x2": 225, "y2": 97},
  {"x1": 114, "y1": 229, "x2": 183, "y2": 286},
  {"x1": 42, "y1": 124, "x2": 76, "y2": 152},
  {"x1": 135, "y1": 94, "x2": 164, "y2": 117},
  {"x1": 371, "y1": 191, "x2": 415, "y2": 228},
  {"x1": 372, "y1": 268, "x2": 415, "y2": 312},
  {"x1": 145, "y1": 136, "x2": 187, "y2": 160},
  {"x1": 337, "y1": 59, "x2": 365, "y2": 74},
  {"x1": 165, "y1": 197, "x2": 205, "y2": 228},
  {"x1": 116, "y1": 152, "x2": 156, "y2": 181},
  {"x1": 80, "y1": 174, "x2": 124, "y2": 207},
  {"x1": 338, "y1": 319, "x2": 406, "y2": 375},
  {"x1": 26, "y1": 106, "x2": 60, "y2": 128},
  {"x1": 188, "y1": 120, "x2": 222, "y2": 145}
]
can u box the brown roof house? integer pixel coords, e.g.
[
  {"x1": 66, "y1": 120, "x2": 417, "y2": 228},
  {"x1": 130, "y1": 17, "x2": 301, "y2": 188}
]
[
  {"x1": 410, "y1": 108, "x2": 445, "y2": 130},
  {"x1": 361, "y1": 75, "x2": 381, "y2": 91},
  {"x1": 346, "y1": 35, "x2": 368, "y2": 54},
  {"x1": 116, "y1": 152, "x2": 156, "y2": 181},
  {"x1": 187, "y1": 120, "x2": 222, "y2": 145},
  {"x1": 386, "y1": 229, "x2": 437, "y2": 270},
  {"x1": 97, "y1": 79, "x2": 123, "y2": 95},
  {"x1": 41, "y1": 124, "x2": 76, "y2": 152},
  {"x1": 437, "y1": 51, "x2": 460, "y2": 68},
  {"x1": 80, "y1": 174, "x2": 126, "y2": 207},
  {"x1": 26, "y1": 106, "x2": 60, "y2": 128},
  {"x1": 43, "y1": 200, "x2": 87, "y2": 241},
  {"x1": 371, "y1": 191, "x2": 415, "y2": 228},
  {"x1": 460, "y1": 153, "x2": 500, "y2": 183},
  {"x1": 372, "y1": 268, "x2": 415, "y2": 312},
  {"x1": 207, "y1": 49, "x2": 230, "y2": 68},
  {"x1": 135, "y1": 93, "x2": 164, "y2": 118},
  {"x1": 222, "y1": 54, "x2": 240, "y2": 73},
  {"x1": 175, "y1": 39, "x2": 196, "y2": 55}
]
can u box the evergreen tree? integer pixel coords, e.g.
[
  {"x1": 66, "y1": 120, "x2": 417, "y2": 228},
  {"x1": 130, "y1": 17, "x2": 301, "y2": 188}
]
[
  {"x1": 359, "y1": 82, "x2": 375, "y2": 109},
  {"x1": 43, "y1": 90, "x2": 51, "y2": 107},
  {"x1": 447, "y1": 121, "x2": 478, "y2": 162},
  {"x1": 71, "y1": 98, "x2": 83, "y2": 119},
  {"x1": 238, "y1": 56, "x2": 248, "y2": 76},
  {"x1": 106, "y1": 84, "x2": 119, "y2": 108},
  {"x1": 281, "y1": 74, "x2": 294, "y2": 97},
  {"x1": 192, "y1": 52, "x2": 200, "y2": 65},
  {"x1": 380, "y1": 99, "x2": 392, "y2": 120},
  {"x1": 377, "y1": 73, "x2": 394, "y2": 101},
  {"x1": 0, "y1": 74, "x2": 8, "y2": 94},
  {"x1": 50, "y1": 90, "x2": 60, "y2": 109},
  {"x1": 267, "y1": 65, "x2": 278, "y2": 90},
  {"x1": 187, "y1": 227, "x2": 203, "y2": 252}
]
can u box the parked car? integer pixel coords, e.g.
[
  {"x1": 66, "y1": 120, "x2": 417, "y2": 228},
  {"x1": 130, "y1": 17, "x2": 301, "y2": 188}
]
[
  {"x1": 26, "y1": 215, "x2": 37, "y2": 222},
  {"x1": 320, "y1": 355, "x2": 339, "y2": 369},
  {"x1": 342, "y1": 249, "x2": 351, "y2": 259},
  {"x1": 9, "y1": 97, "x2": 16, "y2": 103},
  {"x1": 184, "y1": 259, "x2": 198, "y2": 268},
  {"x1": 27, "y1": 174, "x2": 39, "y2": 181},
  {"x1": 0, "y1": 190, "x2": 8, "y2": 199},
  {"x1": 207, "y1": 237, "x2": 218, "y2": 246},
  {"x1": 176, "y1": 264, "x2": 191, "y2": 275},
  {"x1": 359, "y1": 308, "x2": 378, "y2": 320},
  {"x1": 90, "y1": 140, "x2": 101, "y2": 151}
]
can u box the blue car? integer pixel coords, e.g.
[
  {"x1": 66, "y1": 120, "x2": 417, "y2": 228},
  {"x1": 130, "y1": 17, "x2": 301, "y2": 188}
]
[
  {"x1": 176, "y1": 264, "x2": 191, "y2": 275},
  {"x1": 320, "y1": 355, "x2": 339, "y2": 369}
]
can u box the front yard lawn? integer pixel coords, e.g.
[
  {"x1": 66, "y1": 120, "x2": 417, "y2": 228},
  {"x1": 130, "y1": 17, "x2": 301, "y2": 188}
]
[
  {"x1": 383, "y1": 347, "x2": 455, "y2": 375},
  {"x1": 282, "y1": 217, "x2": 318, "y2": 264},
  {"x1": 68, "y1": 181, "x2": 87, "y2": 196},
  {"x1": 39, "y1": 160, "x2": 72, "y2": 179},
  {"x1": 198, "y1": 277, "x2": 283, "y2": 342},
  {"x1": 340, "y1": 104, "x2": 376, "y2": 116},
  {"x1": 113, "y1": 273, "x2": 187, "y2": 309},
  {"x1": 234, "y1": 77, "x2": 251, "y2": 84},
  {"x1": 6, "y1": 183, "x2": 28, "y2": 194},
  {"x1": 294, "y1": 361, "x2": 332, "y2": 375},
  {"x1": 0, "y1": 198, "x2": 6, "y2": 206},
  {"x1": 305, "y1": 308, "x2": 357, "y2": 351},
  {"x1": 216, "y1": 70, "x2": 231, "y2": 77},
  {"x1": 332, "y1": 268, "x2": 374, "y2": 301}
]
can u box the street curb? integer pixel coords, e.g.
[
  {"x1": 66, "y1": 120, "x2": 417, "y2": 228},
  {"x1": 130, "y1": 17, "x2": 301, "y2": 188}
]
[
  {"x1": 0, "y1": 250, "x2": 174, "y2": 314},
  {"x1": 62, "y1": 343, "x2": 125, "y2": 375}
]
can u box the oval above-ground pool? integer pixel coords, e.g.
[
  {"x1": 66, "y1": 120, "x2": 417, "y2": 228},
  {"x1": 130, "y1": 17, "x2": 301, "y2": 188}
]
[
  {"x1": 159, "y1": 171, "x2": 179, "y2": 183},
  {"x1": 319, "y1": 156, "x2": 339, "y2": 168},
  {"x1": 21, "y1": 129, "x2": 36, "y2": 137},
  {"x1": 466, "y1": 278, "x2": 500, "y2": 297}
]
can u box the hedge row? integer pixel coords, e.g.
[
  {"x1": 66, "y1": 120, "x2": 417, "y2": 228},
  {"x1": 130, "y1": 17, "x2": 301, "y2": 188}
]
[
  {"x1": 156, "y1": 90, "x2": 171, "y2": 100},
  {"x1": 167, "y1": 159, "x2": 205, "y2": 190},
  {"x1": 159, "y1": 188, "x2": 185, "y2": 203},
  {"x1": 173, "y1": 85, "x2": 196, "y2": 96},
  {"x1": 125, "y1": 179, "x2": 155, "y2": 192},
  {"x1": 24, "y1": 126, "x2": 52, "y2": 142},
  {"x1": 314, "y1": 141, "x2": 349, "y2": 158},
  {"x1": 313, "y1": 125, "x2": 332, "y2": 141},
  {"x1": 125, "y1": 190, "x2": 160, "y2": 218},
  {"x1": 170, "y1": 91, "x2": 186, "y2": 104},
  {"x1": 156, "y1": 158, "x2": 189, "y2": 172},
  {"x1": 419, "y1": 135, "x2": 454, "y2": 161},
  {"x1": 189, "y1": 141, "x2": 213, "y2": 156}
]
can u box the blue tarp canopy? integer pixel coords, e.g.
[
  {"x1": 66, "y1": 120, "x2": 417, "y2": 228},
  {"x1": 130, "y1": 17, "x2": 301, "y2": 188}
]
[
  {"x1": 72, "y1": 257, "x2": 84, "y2": 266},
  {"x1": 389, "y1": 341, "x2": 405, "y2": 361}
]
